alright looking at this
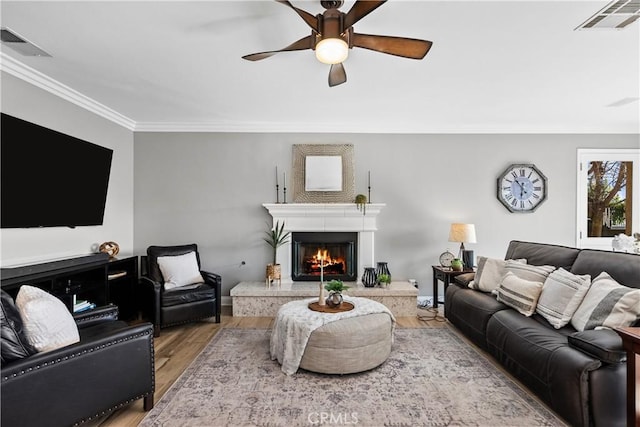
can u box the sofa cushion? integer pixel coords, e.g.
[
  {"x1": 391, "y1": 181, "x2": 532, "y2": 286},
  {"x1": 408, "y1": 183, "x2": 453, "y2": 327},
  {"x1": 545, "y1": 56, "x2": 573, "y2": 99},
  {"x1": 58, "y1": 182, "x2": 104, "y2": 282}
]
[
  {"x1": 536, "y1": 268, "x2": 591, "y2": 329},
  {"x1": 444, "y1": 284, "x2": 509, "y2": 350},
  {"x1": 486, "y1": 309, "x2": 601, "y2": 427},
  {"x1": 568, "y1": 329, "x2": 626, "y2": 364},
  {"x1": 157, "y1": 251, "x2": 205, "y2": 291},
  {"x1": 504, "y1": 240, "x2": 580, "y2": 270},
  {"x1": 496, "y1": 272, "x2": 544, "y2": 316},
  {"x1": 15, "y1": 285, "x2": 80, "y2": 353},
  {"x1": 571, "y1": 249, "x2": 640, "y2": 288},
  {"x1": 571, "y1": 272, "x2": 640, "y2": 331},
  {"x1": 0, "y1": 290, "x2": 36, "y2": 365},
  {"x1": 162, "y1": 282, "x2": 216, "y2": 307}
]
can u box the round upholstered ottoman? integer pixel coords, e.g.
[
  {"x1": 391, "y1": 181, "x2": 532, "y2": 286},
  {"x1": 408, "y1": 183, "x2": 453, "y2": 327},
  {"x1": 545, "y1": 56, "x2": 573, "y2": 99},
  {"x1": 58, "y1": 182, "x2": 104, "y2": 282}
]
[{"x1": 299, "y1": 313, "x2": 393, "y2": 374}]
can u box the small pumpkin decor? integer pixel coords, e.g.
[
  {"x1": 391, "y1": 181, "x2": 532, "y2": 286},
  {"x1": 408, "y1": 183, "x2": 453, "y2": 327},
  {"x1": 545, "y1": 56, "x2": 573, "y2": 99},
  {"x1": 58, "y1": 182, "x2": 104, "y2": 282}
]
[
  {"x1": 324, "y1": 280, "x2": 350, "y2": 308},
  {"x1": 355, "y1": 194, "x2": 367, "y2": 215}
]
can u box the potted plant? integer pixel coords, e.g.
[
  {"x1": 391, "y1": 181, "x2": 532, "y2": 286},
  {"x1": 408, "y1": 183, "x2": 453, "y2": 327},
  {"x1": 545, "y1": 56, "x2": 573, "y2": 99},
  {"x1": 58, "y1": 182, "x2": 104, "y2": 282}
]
[
  {"x1": 377, "y1": 273, "x2": 391, "y2": 288},
  {"x1": 324, "y1": 280, "x2": 350, "y2": 308},
  {"x1": 263, "y1": 220, "x2": 290, "y2": 282}
]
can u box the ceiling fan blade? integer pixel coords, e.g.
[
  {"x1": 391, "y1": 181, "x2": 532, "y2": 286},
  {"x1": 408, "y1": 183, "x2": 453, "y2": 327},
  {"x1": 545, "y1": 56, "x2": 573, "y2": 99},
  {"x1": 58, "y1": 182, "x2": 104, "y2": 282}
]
[
  {"x1": 242, "y1": 35, "x2": 314, "y2": 61},
  {"x1": 352, "y1": 33, "x2": 432, "y2": 59},
  {"x1": 344, "y1": 1, "x2": 387, "y2": 29},
  {"x1": 328, "y1": 63, "x2": 347, "y2": 87},
  {"x1": 276, "y1": 0, "x2": 318, "y2": 31}
]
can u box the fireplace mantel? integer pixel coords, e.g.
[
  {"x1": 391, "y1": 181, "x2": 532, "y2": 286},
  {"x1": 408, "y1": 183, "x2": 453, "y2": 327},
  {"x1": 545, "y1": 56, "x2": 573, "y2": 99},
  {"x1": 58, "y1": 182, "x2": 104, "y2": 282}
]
[{"x1": 263, "y1": 203, "x2": 386, "y2": 283}]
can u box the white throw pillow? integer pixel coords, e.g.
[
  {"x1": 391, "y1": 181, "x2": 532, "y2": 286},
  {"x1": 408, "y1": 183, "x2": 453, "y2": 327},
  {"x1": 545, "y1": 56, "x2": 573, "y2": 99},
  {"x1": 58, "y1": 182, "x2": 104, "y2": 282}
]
[
  {"x1": 15, "y1": 285, "x2": 79, "y2": 353},
  {"x1": 536, "y1": 268, "x2": 591, "y2": 329},
  {"x1": 496, "y1": 271, "x2": 544, "y2": 317},
  {"x1": 470, "y1": 257, "x2": 526, "y2": 292},
  {"x1": 157, "y1": 251, "x2": 204, "y2": 290},
  {"x1": 571, "y1": 272, "x2": 640, "y2": 331},
  {"x1": 504, "y1": 260, "x2": 556, "y2": 283}
]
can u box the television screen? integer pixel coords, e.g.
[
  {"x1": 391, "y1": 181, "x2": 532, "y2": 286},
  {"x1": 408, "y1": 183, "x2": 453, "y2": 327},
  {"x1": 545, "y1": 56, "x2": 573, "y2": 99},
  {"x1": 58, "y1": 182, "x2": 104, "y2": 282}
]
[{"x1": 1, "y1": 113, "x2": 113, "y2": 228}]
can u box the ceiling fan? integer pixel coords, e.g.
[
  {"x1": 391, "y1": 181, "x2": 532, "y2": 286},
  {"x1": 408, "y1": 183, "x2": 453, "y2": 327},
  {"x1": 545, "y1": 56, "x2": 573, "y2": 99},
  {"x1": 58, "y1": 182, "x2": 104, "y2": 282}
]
[{"x1": 242, "y1": 0, "x2": 433, "y2": 87}]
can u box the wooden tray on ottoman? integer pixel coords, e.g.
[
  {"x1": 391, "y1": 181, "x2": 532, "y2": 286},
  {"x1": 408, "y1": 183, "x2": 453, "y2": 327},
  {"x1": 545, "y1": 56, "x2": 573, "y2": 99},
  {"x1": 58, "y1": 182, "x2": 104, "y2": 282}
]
[{"x1": 308, "y1": 301, "x2": 354, "y2": 313}]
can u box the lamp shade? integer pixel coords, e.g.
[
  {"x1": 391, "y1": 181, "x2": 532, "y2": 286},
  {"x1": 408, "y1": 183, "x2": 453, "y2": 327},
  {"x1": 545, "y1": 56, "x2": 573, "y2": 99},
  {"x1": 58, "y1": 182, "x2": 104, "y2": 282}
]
[{"x1": 448, "y1": 223, "x2": 477, "y2": 244}]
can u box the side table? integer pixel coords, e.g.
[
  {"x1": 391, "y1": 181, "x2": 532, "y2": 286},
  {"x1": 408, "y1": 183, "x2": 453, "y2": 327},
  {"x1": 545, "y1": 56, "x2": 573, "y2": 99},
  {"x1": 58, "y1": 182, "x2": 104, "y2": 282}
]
[
  {"x1": 615, "y1": 327, "x2": 640, "y2": 427},
  {"x1": 432, "y1": 265, "x2": 473, "y2": 309}
]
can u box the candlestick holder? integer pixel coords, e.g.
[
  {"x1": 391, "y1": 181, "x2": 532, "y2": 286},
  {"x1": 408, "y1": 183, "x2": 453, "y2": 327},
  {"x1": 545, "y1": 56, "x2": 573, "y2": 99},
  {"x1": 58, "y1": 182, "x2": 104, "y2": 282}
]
[
  {"x1": 276, "y1": 184, "x2": 280, "y2": 203},
  {"x1": 283, "y1": 186, "x2": 287, "y2": 204}
]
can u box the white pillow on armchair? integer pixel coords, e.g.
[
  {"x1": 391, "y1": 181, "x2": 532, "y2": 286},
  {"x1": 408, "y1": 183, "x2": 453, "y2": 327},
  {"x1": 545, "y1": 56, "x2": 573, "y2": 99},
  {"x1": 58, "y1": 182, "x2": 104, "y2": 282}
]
[{"x1": 157, "y1": 251, "x2": 204, "y2": 290}]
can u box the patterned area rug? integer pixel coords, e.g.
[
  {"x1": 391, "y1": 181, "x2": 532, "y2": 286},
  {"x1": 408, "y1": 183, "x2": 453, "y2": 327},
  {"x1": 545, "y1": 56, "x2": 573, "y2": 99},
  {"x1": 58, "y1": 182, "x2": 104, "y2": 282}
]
[{"x1": 140, "y1": 328, "x2": 566, "y2": 427}]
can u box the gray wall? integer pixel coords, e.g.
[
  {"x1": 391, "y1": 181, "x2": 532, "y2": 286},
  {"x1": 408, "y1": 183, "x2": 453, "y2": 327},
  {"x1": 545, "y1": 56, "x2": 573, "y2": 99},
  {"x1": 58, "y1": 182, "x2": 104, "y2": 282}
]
[
  {"x1": 134, "y1": 132, "x2": 639, "y2": 298},
  {"x1": 0, "y1": 72, "x2": 134, "y2": 266}
]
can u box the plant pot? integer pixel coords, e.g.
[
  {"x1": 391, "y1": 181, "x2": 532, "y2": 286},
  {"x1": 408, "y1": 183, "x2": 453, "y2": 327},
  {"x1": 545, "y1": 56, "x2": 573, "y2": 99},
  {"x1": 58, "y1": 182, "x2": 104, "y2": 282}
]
[
  {"x1": 325, "y1": 291, "x2": 343, "y2": 308},
  {"x1": 451, "y1": 259, "x2": 463, "y2": 272},
  {"x1": 266, "y1": 263, "x2": 281, "y2": 280}
]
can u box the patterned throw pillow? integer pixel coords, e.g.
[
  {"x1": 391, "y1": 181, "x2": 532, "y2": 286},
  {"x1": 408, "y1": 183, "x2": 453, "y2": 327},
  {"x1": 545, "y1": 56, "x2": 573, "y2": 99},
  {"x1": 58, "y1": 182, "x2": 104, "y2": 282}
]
[
  {"x1": 496, "y1": 271, "x2": 544, "y2": 317},
  {"x1": 15, "y1": 285, "x2": 79, "y2": 353},
  {"x1": 504, "y1": 260, "x2": 556, "y2": 282},
  {"x1": 469, "y1": 257, "x2": 526, "y2": 292},
  {"x1": 571, "y1": 272, "x2": 640, "y2": 331},
  {"x1": 536, "y1": 268, "x2": 591, "y2": 329}
]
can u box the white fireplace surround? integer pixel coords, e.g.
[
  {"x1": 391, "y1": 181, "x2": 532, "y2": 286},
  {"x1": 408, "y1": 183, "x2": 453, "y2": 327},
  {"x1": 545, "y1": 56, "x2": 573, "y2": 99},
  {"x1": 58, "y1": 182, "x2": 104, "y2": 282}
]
[{"x1": 263, "y1": 203, "x2": 386, "y2": 284}]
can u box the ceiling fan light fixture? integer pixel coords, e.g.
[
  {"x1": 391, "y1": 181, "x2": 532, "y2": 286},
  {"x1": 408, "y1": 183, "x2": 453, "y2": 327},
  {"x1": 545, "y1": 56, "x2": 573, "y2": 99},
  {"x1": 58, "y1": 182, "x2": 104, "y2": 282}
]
[{"x1": 315, "y1": 37, "x2": 348, "y2": 64}]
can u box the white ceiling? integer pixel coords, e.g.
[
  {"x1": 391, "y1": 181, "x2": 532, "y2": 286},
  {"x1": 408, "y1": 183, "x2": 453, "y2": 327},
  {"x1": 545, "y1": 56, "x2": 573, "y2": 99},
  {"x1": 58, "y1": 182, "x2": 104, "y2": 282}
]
[{"x1": 1, "y1": 0, "x2": 639, "y2": 133}]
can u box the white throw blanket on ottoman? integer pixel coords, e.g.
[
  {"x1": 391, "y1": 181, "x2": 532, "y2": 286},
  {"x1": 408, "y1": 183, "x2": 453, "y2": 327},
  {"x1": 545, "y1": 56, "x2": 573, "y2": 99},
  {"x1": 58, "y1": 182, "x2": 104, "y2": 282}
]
[{"x1": 270, "y1": 296, "x2": 396, "y2": 375}]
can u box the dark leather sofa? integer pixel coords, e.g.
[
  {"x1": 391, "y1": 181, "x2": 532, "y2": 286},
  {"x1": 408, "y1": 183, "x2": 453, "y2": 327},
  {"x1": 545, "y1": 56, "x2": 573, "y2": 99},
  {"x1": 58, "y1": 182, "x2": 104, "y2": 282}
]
[
  {"x1": 445, "y1": 240, "x2": 640, "y2": 427},
  {"x1": 1, "y1": 302, "x2": 155, "y2": 427}
]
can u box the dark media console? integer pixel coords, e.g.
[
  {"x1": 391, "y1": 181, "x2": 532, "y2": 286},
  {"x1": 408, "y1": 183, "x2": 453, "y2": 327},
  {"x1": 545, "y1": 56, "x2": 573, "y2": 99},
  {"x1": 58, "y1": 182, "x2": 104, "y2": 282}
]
[{"x1": 1, "y1": 253, "x2": 139, "y2": 320}]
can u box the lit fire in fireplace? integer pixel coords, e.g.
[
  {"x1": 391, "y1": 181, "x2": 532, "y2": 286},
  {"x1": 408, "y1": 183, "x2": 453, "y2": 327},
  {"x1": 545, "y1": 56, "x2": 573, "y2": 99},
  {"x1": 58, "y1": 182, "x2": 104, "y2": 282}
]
[{"x1": 305, "y1": 248, "x2": 346, "y2": 275}]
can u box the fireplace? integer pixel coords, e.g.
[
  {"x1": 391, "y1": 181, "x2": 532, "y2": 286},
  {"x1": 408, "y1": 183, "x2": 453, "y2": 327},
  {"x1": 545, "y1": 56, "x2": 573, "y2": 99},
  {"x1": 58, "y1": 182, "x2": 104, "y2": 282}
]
[
  {"x1": 263, "y1": 203, "x2": 385, "y2": 284},
  {"x1": 291, "y1": 232, "x2": 357, "y2": 282}
]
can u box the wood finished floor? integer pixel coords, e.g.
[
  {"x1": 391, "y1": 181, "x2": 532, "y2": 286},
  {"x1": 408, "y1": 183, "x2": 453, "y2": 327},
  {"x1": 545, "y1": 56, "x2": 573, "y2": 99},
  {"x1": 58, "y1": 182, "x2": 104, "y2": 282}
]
[{"x1": 100, "y1": 305, "x2": 446, "y2": 426}]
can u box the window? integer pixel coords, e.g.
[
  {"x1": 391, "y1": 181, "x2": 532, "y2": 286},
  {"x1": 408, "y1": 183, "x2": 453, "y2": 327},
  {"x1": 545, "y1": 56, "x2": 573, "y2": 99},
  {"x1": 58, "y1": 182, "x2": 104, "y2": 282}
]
[{"x1": 577, "y1": 149, "x2": 639, "y2": 249}]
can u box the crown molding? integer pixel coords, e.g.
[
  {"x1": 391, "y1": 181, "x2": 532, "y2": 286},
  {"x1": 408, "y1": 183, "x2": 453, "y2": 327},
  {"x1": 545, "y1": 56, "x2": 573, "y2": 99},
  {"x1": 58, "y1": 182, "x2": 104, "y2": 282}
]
[
  {"x1": 133, "y1": 121, "x2": 639, "y2": 134},
  {"x1": 0, "y1": 53, "x2": 136, "y2": 130},
  {"x1": 2, "y1": 54, "x2": 637, "y2": 135}
]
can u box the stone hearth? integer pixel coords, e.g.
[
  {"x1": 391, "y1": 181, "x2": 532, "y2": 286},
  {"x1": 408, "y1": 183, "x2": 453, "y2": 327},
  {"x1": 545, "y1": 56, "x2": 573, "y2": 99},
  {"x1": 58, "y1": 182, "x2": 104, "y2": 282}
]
[{"x1": 230, "y1": 281, "x2": 418, "y2": 317}]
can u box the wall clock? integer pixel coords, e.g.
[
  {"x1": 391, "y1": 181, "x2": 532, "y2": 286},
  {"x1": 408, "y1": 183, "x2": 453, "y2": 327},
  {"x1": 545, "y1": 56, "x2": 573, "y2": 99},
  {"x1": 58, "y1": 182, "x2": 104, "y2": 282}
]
[{"x1": 497, "y1": 163, "x2": 548, "y2": 213}]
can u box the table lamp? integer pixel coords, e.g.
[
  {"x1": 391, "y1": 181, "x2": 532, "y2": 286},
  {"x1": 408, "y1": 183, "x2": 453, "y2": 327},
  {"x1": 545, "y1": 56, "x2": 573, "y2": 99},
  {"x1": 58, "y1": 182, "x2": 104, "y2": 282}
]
[{"x1": 448, "y1": 223, "x2": 477, "y2": 269}]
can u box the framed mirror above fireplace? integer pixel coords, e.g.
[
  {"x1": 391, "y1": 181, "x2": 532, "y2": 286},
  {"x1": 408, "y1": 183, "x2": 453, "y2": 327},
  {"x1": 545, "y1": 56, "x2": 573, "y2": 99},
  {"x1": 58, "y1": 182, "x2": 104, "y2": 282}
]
[
  {"x1": 292, "y1": 144, "x2": 355, "y2": 203},
  {"x1": 291, "y1": 232, "x2": 358, "y2": 282}
]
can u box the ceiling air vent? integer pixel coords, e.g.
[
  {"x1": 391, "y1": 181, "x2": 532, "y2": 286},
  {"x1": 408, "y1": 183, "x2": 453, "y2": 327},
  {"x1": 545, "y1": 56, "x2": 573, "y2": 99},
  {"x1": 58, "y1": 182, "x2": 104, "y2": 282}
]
[
  {"x1": 576, "y1": 0, "x2": 640, "y2": 29},
  {"x1": 0, "y1": 27, "x2": 51, "y2": 57}
]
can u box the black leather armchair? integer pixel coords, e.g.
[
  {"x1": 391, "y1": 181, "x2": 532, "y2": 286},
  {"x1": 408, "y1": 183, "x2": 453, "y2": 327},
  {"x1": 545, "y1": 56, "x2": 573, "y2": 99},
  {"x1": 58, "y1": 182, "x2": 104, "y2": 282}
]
[
  {"x1": 140, "y1": 244, "x2": 221, "y2": 337},
  {"x1": 1, "y1": 303, "x2": 155, "y2": 427}
]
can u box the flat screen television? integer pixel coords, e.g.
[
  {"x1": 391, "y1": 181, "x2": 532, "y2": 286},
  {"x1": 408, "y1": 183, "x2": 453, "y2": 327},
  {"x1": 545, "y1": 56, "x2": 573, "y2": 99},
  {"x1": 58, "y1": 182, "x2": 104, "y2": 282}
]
[{"x1": 1, "y1": 113, "x2": 113, "y2": 228}]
